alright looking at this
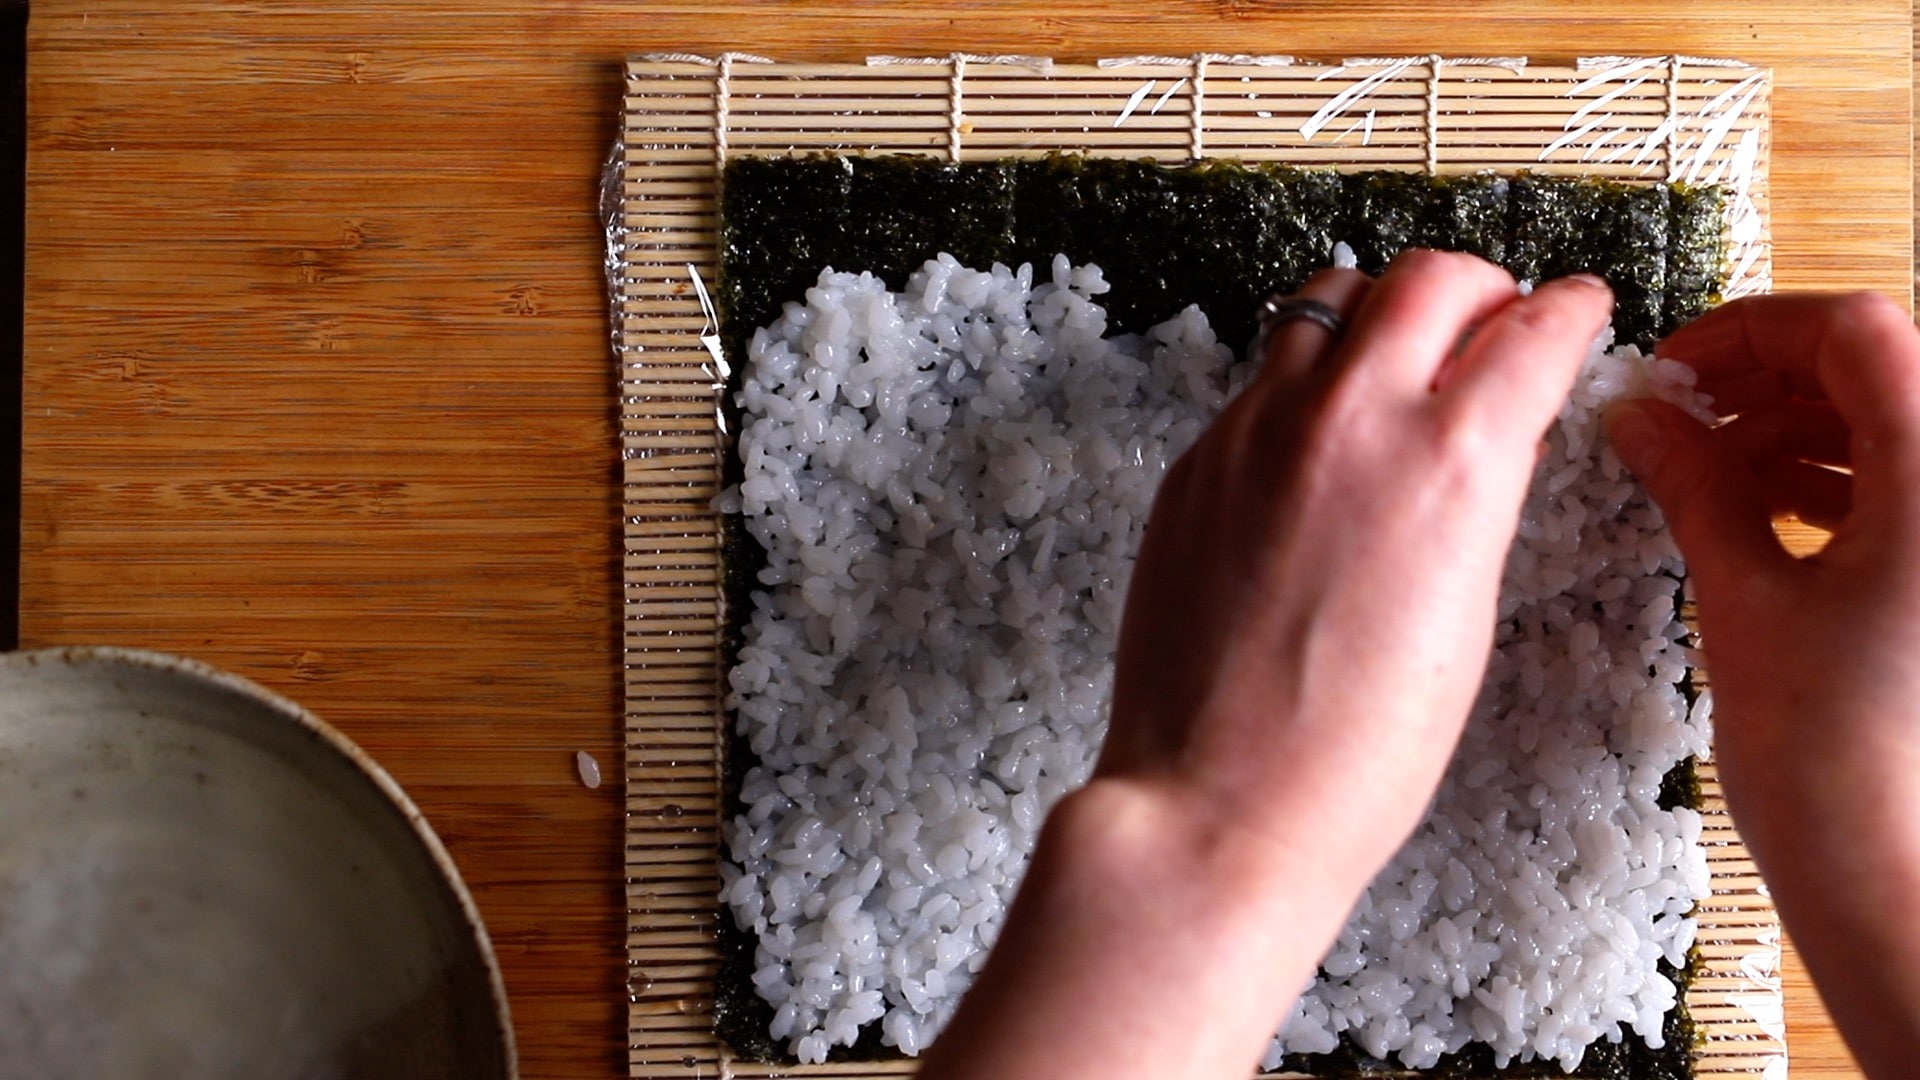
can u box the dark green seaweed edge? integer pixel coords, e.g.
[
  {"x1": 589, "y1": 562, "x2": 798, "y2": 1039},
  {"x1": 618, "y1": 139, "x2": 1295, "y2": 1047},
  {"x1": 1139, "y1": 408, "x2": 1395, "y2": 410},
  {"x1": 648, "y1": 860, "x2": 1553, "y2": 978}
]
[{"x1": 708, "y1": 154, "x2": 1725, "y2": 1077}]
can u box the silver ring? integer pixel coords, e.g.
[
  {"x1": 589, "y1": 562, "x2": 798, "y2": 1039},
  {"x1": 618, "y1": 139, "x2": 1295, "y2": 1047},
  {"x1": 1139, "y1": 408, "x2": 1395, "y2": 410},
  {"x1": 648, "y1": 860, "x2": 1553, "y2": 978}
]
[
  {"x1": 1250, "y1": 294, "x2": 1346, "y2": 362},
  {"x1": 1259, "y1": 295, "x2": 1345, "y2": 337}
]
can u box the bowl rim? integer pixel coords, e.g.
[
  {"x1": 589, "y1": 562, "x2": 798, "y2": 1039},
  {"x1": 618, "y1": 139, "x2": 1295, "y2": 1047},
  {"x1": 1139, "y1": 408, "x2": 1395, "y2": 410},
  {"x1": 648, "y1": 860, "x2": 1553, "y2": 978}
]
[{"x1": 2, "y1": 644, "x2": 520, "y2": 1077}]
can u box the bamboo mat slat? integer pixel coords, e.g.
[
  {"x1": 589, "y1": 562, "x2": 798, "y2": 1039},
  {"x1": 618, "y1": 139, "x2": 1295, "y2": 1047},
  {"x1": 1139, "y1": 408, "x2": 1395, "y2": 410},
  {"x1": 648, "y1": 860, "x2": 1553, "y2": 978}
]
[{"x1": 619, "y1": 53, "x2": 1780, "y2": 1079}]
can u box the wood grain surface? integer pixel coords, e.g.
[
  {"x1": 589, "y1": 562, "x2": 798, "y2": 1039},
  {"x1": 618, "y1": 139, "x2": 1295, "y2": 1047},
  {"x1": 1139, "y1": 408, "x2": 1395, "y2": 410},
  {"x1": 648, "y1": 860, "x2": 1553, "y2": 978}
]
[{"x1": 22, "y1": 4, "x2": 1907, "y2": 1078}]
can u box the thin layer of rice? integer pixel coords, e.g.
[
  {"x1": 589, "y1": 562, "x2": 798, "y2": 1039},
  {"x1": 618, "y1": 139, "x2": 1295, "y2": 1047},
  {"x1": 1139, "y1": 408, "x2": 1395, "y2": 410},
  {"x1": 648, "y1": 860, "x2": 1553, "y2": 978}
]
[{"x1": 719, "y1": 253, "x2": 1712, "y2": 1069}]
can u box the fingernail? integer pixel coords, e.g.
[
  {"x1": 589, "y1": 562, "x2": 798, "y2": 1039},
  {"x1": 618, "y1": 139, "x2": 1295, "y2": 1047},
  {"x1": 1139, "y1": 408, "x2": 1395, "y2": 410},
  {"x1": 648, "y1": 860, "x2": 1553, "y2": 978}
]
[
  {"x1": 1565, "y1": 273, "x2": 1610, "y2": 291},
  {"x1": 1605, "y1": 401, "x2": 1667, "y2": 473}
]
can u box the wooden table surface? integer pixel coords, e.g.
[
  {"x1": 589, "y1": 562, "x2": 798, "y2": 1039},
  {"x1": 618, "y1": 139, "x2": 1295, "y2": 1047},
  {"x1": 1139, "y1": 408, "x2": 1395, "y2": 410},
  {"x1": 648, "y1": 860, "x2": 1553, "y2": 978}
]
[{"x1": 23, "y1": 4, "x2": 1908, "y2": 1077}]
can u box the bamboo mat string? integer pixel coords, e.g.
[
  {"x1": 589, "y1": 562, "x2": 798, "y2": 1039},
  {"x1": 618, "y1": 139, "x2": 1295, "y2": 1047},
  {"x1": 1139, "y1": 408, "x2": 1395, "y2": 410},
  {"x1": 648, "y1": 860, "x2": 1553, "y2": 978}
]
[
  {"x1": 1424, "y1": 54, "x2": 1441, "y2": 174},
  {"x1": 715, "y1": 53, "x2": 734, "y2": 169},
  {"x1": 1666, "y1": 54, "x2": 1682, "y2": 183},
  {"x1": 948, "y1": 54, "x2": 965, "y2": 163},
  {"x1": 1189, "y1": 53, "x2": 1207, "y2": 160}
]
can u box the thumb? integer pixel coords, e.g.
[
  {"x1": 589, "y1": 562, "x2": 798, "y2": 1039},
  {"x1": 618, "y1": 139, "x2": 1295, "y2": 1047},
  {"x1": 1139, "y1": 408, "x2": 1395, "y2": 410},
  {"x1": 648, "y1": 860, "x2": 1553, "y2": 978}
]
[{"x1": 1606, "y1": 399, "x2": 1791, "y2": 591}]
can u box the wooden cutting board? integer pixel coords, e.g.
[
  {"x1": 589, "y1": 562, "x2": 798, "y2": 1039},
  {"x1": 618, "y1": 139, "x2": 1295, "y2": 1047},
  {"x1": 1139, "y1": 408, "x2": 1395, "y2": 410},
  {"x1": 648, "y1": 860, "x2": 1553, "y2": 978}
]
[{"x1": 22, "y1": 3, "x2": 1908, "y2": 1078}]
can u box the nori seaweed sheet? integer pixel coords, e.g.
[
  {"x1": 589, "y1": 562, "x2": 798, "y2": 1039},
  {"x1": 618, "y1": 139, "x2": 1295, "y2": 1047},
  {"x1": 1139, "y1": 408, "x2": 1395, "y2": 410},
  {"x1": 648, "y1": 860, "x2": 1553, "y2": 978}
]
[
  {"x1": 710, "y1": 154, "x2": 1725, "y2": 1076},
  {"x1": 720, "y1": 154, "x2": 1724, "y2": 364}
]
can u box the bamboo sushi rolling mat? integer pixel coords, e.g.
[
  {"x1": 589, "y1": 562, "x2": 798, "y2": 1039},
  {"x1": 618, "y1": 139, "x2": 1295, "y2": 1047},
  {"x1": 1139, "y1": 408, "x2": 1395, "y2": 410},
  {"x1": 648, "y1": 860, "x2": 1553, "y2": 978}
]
[
  {"x1": 619, "y1": 55, "x2": 1777, "y2": 1079},
  {"x1": 23, "y1": 5, "x2": 1911, "y2": 1079}
]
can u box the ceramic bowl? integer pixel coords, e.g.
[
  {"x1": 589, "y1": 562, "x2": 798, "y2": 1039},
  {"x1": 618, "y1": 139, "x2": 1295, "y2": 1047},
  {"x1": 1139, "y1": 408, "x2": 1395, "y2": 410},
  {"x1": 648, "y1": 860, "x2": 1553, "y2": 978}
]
[{"x1": 0, "y1": 647, "x2": 515, "y2": 1078}]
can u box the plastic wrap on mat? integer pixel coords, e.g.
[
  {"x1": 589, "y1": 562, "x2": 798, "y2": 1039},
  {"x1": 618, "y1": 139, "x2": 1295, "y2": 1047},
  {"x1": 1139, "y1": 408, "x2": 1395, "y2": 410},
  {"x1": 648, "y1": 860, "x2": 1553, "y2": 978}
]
[{"x1": 612, "y1": 53, "x2": 1787, "y2": 1080}]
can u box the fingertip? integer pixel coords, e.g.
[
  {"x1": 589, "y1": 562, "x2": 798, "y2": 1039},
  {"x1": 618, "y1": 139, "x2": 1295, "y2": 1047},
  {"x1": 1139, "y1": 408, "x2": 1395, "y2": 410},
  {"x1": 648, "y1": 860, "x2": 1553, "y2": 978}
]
[
  {"x1": 1604, "y1": 399, "x2": 1705, "y2": 489},
  {"x1": 1831, "y1": 289, "x2": 1911, "y2": 331},
  {"x1": 1815, "y1": 292, "x2": 1920, "y2": 454},
  {"x1": 1652, "y1": 302, "x2": 1771, "y2": 387},
  {"x1": 1655, "y1": 291, "x2": 1915, "y2": 386},
  {"x1": 1338, "y1": 250, "x2": 1522, "y2": 393},
  {"x1": 1654, "y1": 294, "x2": 1752, "y2": 357},
  {"x1": 1603, "y1": 399, "x2": 1669, "y2": 476},
  {"x1": 1435, "y1": 274, "x2": 1610, "y2": 425},
  {"x1": 1604, "y1": 397, "x2": 1788, "y2": 584},
  {"x1": 1825, "y1": 291, "x2": 1920, "y2": 386},
  {"x1": 1481, "y1": 274, "x2": 1612, "y2": 345},
  {"x1": 1532, "y1": 273, "x2": 1615, "y2": 327},
  {"x1": 1385, "y1": 248, "x2": 1515, "y2": 292}
]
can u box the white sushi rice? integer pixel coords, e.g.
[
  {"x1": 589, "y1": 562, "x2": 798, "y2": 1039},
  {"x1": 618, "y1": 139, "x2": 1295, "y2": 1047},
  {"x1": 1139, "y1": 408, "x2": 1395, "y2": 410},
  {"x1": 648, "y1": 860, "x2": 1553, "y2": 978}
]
[{"x1": 718, "y1": 253, "x2": 1715, "y2": 1070}]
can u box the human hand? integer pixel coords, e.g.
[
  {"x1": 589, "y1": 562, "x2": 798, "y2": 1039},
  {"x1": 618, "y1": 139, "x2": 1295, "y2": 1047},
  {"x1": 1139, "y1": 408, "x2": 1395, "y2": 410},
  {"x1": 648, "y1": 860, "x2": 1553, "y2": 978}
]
[
  {"x1": 1605, "y1": 292, "x2": 1920, "y2": 1078},
  {"x1": 1096, "y1": 252, "x2": 1614, "y2": 883}
]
